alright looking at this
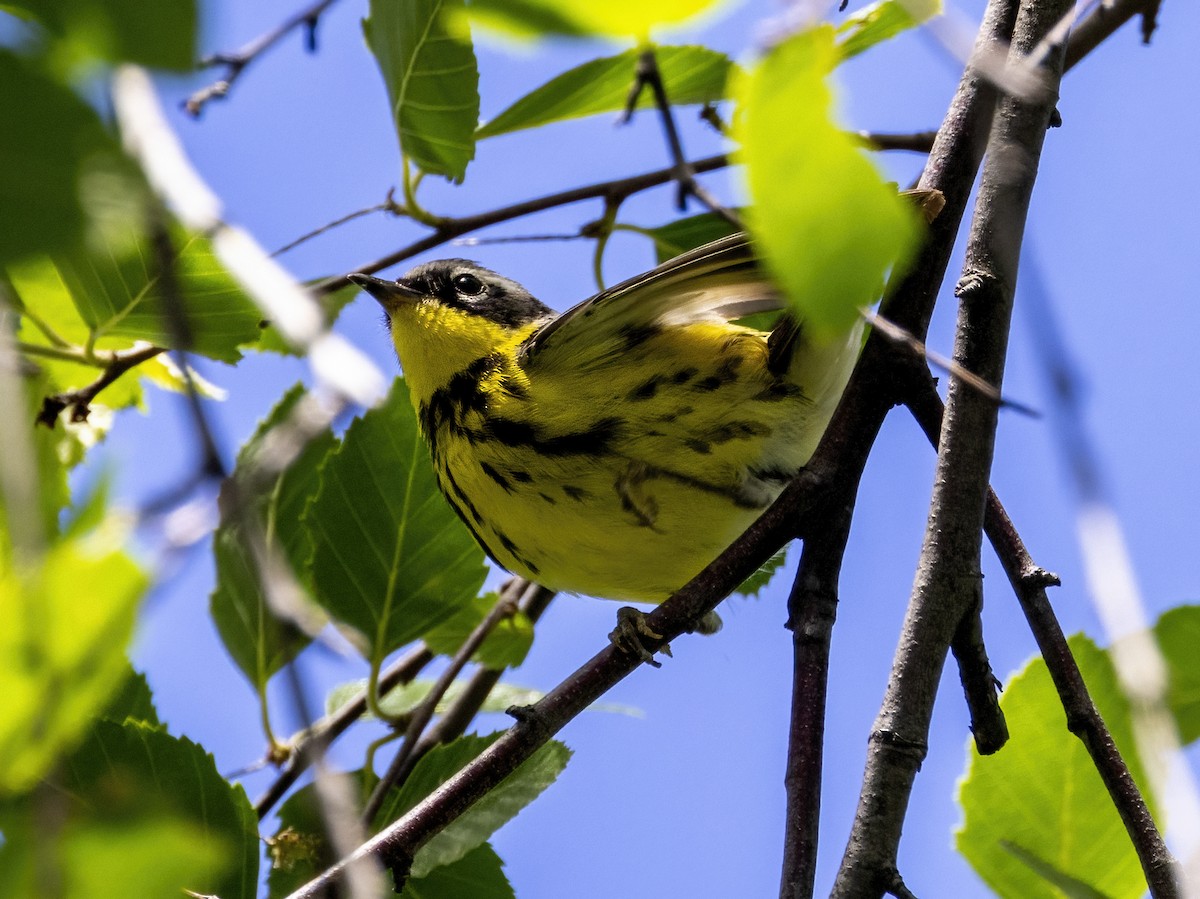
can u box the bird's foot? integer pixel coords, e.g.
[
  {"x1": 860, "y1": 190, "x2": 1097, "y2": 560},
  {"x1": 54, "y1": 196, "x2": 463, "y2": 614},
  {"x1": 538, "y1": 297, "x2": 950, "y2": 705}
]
[{"x1": 609, "y1": 606, "x2": 671, "y2": 668}]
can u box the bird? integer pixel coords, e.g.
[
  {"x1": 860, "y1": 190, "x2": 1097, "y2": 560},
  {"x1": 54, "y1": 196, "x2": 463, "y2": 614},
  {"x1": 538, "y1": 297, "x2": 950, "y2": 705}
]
[{"x1": 350, "y1": 233, "x2": 861, "y2": 614}]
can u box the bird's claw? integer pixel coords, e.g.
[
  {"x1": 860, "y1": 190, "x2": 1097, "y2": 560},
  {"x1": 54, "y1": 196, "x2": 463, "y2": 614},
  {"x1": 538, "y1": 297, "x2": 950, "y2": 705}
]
[{"x1": 609, "y1": 606, "x2": 671, "y2": 668}]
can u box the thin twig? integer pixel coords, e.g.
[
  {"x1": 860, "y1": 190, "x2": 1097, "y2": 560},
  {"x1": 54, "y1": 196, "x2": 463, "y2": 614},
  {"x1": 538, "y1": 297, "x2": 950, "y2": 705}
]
[
  {"x1": 255, "y1": 643, "x2": 435, "y2": 818},
  {"x1": 35, "y1": 343, "x2": 166, "y2": 426},
  {"x1": 361, "y1": 582, "x2": 526, "y2": 823},
  {"x1": 624, "y1": 47, "x2": 743, "y2": 228},
  {"x1": 1065, "y1": 0, "x2": 1161, "y2": 68},
  {"x1": 184, "y1": 0, "x2": 341, "y2": 117}
]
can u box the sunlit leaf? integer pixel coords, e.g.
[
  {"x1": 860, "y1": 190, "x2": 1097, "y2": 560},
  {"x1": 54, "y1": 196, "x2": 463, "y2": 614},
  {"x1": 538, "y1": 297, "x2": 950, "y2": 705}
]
[
  {"x1": 306, "y1": 379, "x2": 488, "y2": 666},
  {"x1": 0, "y1": 522, "x2": 146, "y2": 794},
  {"x1": 1154, "y1": 605, "x2": 1200, "y2": 744},
  {"x1": 957, "y1": 636, "x2": 1151, "y2": 899},
  {"x1": 363, "y1": 0, "x2": 479, "y2": 182},
  {"x1": 835, "y1": 0, "x2": 942, "y2": 61},
  {"x1": 465, "y1": 0, "x2": 725, "y2": 40},
  {"x1": 732, "y1": 26, "x2": 921, "y2": 340},
  {"x1": 477, "y1": 45, "x2": 733, "y2": 139}
]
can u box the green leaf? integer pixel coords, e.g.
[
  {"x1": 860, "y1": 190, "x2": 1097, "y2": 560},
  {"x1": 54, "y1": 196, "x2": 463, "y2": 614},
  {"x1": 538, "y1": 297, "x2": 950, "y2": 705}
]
[
  {"x1": 5, "y1": 0, "x2": 197, "y2": 70},
  {"x1": 732, "y1": 26, "x2": 921, "y2": 340},
  {"x1": 477, "y1": 45, "x2": 733, "y2": 139},
  {"x1": 464, "y1": 0, "x2": 724, "y2": 40},
  {"x1": 645, "y1": 211, "x2": 741, "y2": 264},
  {"x1": 1154, "y1": 605, "x2": 1200, "y2": 744},
  {"x1": 102, "y1": 666, "x2": 162, "y2": 728},
  {"x1": 57, "y1": 721, "x2": 259, "y2": 898},
  {"x1": 51, "y1": 225, "x2": 265, "y2": 364},
  {"x1": 375, "y1": 732, "x2": 571, "y2": 878},
  {"x1": 0, "y1": 813, "x2": 227, "y2": 899},
  {"x1": 363, "y1": 0, "x2": 480, "y2": 182},
  {"x1": 956, "y1": 636, "x2": 1151, "y2": 899},
  {"x1": 327, "y1": 677, "x2": 640, "y2": 721},
  {"x1": 401, "y1": 842, "x2": 514, "y2": 899},
  {"x1": 327, "y1": 677, "x2": 546, "y2": 720},
  {"x1": 999, "y1": 841, "x2": 1112, "y2": 898},
  {"x1": 424, "y1": 592, "x2": 535, "y2": 669},
  {"x1": 0, "y1": 523, "x2": 147, "y2": 794},
  {"x1": 735, "y1": 549, "x2": 787, "y2": 597},
  {"x1": 0, "y1": 51, "x2": 116, "y2": 264},
  {"x1": 307, "y1": 378, "x2": 488, "y2": 665},
  {"x1": 210, "y1": 384, "x2": 336, "y2": 692},
  {"x1": 835, "y1": 0, "x2": 943, "y2": 61}
]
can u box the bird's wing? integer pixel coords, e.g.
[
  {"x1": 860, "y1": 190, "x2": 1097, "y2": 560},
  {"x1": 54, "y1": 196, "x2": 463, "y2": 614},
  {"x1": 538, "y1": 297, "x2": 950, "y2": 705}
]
[{"x1": 518, "y1": 233, "x2": 782, "y2": 370}]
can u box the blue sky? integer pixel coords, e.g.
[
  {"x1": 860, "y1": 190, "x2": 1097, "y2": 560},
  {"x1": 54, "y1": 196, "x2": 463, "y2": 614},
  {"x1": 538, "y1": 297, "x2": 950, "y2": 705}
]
[{"x1": 102, "y1": 0, "x2": 1200, "y2": 895}]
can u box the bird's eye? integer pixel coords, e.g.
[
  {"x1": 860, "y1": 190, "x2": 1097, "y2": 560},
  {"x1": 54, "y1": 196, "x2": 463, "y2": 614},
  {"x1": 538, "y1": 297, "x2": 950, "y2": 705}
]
[{"x1": 453, "y1": 273, "x2": 485, "y2": 297}]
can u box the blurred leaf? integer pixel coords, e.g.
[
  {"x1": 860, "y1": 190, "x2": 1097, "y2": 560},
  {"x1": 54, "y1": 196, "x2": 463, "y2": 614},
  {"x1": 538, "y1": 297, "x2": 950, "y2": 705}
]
[
  {"x1": 55, "y1": 720, "x2": 259, "y2": 898},
  {"x1": 211, "y1": 384, "x2": 336, "y2": 692},
  {"x1": 0, "y1": 813, "x2": 225, "y2": 899},
  {"x1": 1000, "y1": 841, "x2": 1111, "y2": 898},
  {"x1": 375, "y1": 732, "x2": 571, "y2": 878},
  {"x1": 401, "y1": 842, "x2": 514, "y2": 899},
  {"x1": 102, "y1": 666, "x2": 161, "y2": 728},
  {"x1": 732, "y1": 26, "x2": 920, "y2": 340},
  {"x1": 1154, "y1": 605, "x2": 1200, "y2": 743},
  {"x1": 327, "y1": 678, "x2": 542, "y2": 720},
  {"x1": 957, "y1": 636, "x2": 1151, "y2": 899},
  {"x1": 5, "y1": 0, "x2": 197, "y2": 70},
  {"x1": 735, "y1": 549, "x2": 786, "y2": 597},
  {"x1": 0, "y1": 522, "x2": 146, "y2": 794},
  {"x1": 363, "y1": 0, "x2": 479, "y2": 182},
  {"x1": 465, "y1": 0, "x2": 724, "y2": 40},
  {"x1": 646, "y1": 211, "x2": 741, "y2": 264},
  {"x1": 307, "y1": 379, "x2": 487, "y2": 665},
  {"x1": 0, "y1": 50, "x2": 115, "y2": 264},
  {"x1": 424, "y1": 592, "x2": 535, "y2": 669},
  {"x1": 257, "y1": 282, "x2": 360, "y2": 355},
  {"x1": 835, "y1": 0, "x2": 942, "y2": 60},
  {"x1": 477, "y1": 45, "x2": 733, "y2": 139}
]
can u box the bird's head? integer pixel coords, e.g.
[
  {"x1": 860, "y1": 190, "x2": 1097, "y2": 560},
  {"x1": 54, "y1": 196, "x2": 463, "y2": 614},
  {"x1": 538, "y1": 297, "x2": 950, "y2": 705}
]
[{"x1": 351, "y1": 260, "x2": 553, "y2": 397}]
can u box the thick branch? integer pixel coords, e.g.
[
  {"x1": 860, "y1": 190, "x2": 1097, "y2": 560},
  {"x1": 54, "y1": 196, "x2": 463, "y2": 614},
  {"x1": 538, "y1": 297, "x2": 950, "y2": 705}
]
[
  {"x1": 904, "y1": 383, "x2": 1179, "y2": 896},
  {"x1": 833, "y1": 0, "x2": 1077, "y2": 890}
]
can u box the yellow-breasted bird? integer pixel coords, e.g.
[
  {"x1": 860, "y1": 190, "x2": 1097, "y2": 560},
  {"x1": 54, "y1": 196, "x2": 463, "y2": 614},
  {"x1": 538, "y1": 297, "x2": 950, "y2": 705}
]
[{"x1": 350, "y1": 233, "x2": 860, "y2": 606}]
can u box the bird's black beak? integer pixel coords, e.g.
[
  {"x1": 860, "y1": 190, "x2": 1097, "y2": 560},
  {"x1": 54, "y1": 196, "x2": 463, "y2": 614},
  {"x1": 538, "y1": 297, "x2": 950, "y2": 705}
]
[{"x1": 349, "y1": 273, "x2": 424, "y2": 309}]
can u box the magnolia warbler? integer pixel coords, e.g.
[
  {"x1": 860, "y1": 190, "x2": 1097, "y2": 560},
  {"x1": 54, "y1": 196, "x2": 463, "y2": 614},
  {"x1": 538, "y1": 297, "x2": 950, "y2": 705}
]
[{"x1": 350, "y1": 233, "x2": 860, "y2": 608}]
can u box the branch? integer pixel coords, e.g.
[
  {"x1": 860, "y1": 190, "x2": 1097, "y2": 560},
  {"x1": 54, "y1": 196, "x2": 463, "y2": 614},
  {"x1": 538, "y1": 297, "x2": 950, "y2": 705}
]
[
  {"x1": 184, "y1": 0, "x2": 341, "y2": 117},
  {"x1": 33, "y1": 343, "x2": 166, "y2": 426},
  {"x1": 624, "y1": 47, "x2": 743, "y2": 227},
  {"x1": 833, "y1": 0, "x2": 1083, "y2": 889},
  {"x1": 255, "y1": 643, "x2": 434, "y2": 818},
  {"x1": 779, "y1": 498, "x2": 854, "y2": 899},
  {"x1": 904, "y1": 381, "x2": 1179, "y2": 895},
  {"x1": 361, "y1": 581, "x2": 527, "y2": 822},
  {"x1": 1065, "y1": 0, "x2": 1162, "y2": 69}
]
